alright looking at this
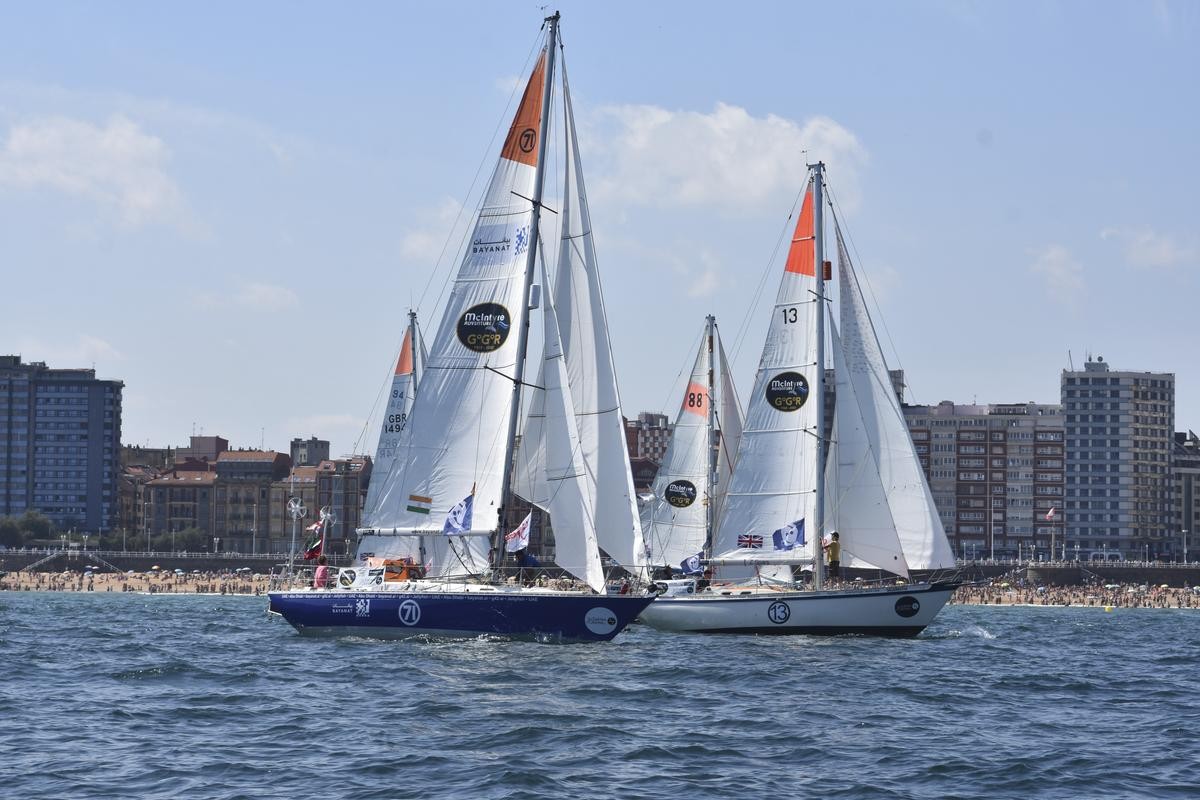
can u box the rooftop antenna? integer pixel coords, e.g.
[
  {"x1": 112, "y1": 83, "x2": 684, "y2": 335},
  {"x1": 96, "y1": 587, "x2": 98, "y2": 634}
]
[{"x1": 1068, "y1": 349, "x2": 1075, "y2": 371}]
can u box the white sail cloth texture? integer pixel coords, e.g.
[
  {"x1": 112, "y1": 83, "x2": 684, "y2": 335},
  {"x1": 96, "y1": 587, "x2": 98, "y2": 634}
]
[
  {"x1": 514, "y1": 70, "x2": 645, "y2": 574},
  {"x1": 369, "y1": 55, "x2": 547, "y2": 578},
  {"x1": 713, "y1": 183, "x2": 819, "y2": 580}
]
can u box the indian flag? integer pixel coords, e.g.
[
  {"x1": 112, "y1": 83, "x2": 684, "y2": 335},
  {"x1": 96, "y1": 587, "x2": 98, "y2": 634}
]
[{"x1": 407, "y1": 494, "x2": 432, "y2": 515}]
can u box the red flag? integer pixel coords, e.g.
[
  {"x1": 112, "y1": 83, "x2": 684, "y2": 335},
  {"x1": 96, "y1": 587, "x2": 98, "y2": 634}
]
[{"x1": 1045, "y1": 507, "x2": 1057, "y2": 521}]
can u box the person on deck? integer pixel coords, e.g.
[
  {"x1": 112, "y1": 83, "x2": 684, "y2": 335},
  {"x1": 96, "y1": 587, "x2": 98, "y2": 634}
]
[
  {"x1": 313, "y1": 555, "x2": 329, "y2": 589},
  {"x1": 824, "y1": 532, "x2": 841, "y2": 583}
]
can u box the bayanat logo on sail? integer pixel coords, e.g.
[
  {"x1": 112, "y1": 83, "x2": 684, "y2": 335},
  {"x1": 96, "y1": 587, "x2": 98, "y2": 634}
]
[
  {"x1": 765, "y1": 371, "x2": 809, "y2": 412},
  {"x1": 457, "y1": 302, "x2": 512, "y2": 353},
  {"x1": 469, "y1": 224, "x2": 529, "y2": 257}
]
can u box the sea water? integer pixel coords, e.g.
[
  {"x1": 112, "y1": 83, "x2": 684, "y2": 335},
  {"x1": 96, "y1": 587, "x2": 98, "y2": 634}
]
[{"x1": 1, "y1": 592, "x2": 1197, "y2": 799}]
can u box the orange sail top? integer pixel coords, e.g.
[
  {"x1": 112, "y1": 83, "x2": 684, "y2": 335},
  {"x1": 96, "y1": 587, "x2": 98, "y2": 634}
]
[
  {"x1": 394, "y1": 329, "x2": 413, "y2": 376},
  {"x1": 682, "y1": 382, "x2": 708, "y2": 418},
  {"x1": 784, "y1": 183, "x2": 815, "y2": 276},
  {"x1": 500, "y1": 51, "x2": 546, "y2": 167}
]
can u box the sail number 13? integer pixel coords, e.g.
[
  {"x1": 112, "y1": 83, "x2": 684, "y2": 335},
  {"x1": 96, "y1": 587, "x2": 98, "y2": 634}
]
[{"x1": 781, "y1": 307, "x2": 799, "y2": 324}]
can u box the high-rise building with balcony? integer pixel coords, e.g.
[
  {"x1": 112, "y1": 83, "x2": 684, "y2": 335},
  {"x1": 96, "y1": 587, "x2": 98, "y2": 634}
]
[
  {"x1": 903, "y1": 400, "x2": 1065, "y2": 560},
  {"x1": 1062, "y1": 357, "x2": 1175, "y2": 561},
  {"x1": 0, "y1": 355, "x2": 123, "y2": 531}
]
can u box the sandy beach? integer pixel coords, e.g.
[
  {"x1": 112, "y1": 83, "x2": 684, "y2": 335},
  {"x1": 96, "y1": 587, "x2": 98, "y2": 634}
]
[
  {"x1": 0, "y1": 569, "x2": 272, "y2": 595},
  {"x1": 4, "y1": 569, "x2": 1199, "y2": 609}
]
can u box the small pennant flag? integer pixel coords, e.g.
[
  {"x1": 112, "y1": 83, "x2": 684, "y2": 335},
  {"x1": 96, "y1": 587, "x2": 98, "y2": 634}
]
[
  {"x1": 407, "y1": 494, "x2": 432, "y2": 515},
  {"x1": 505, "y1": 512, "x2": 532, "y2": 553},
  {"x1": 443, "y1": 493, "x2": 474, "y2": 535},
  {"x1": 772, "y1": 519, "x2": 806, "y2": 551},
  {"x1": 306, "y1": 521, "x2": 323, "y2": 533},
  {"x1": 1045, "y1": 507, "x2": 1057, "y2": 521},
  {"x1": 680, "y1": 552, "x2": 703, "y2": 575}
]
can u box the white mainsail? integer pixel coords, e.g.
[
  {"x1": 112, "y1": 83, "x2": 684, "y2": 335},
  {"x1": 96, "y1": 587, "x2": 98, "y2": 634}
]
[
  {"x1": 712, "y1": 182, "x2": 821, "y2": 576},
  {"x1": 370, "y1": 53, "x2": 548, "y2": 578},
  {"x1": 833, "y1": 226, "x2": 956, "y2": 570},
  {"x1": 362, "y1": 316, "x2": 423, "y2": 528},
  {"x1": 644, "y1": 325, "x2": 713, "y2": 567},
  {"x1": 515, "y1": 68, "x2": 646, "y2": 573}
]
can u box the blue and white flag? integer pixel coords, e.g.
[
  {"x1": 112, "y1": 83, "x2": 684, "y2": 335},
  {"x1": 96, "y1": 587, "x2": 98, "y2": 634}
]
[
  {"x1": 442, "y1": 493, "x2": 474, "y2": 535},
  {"x1": 771, "y1": 519, "x2": 805, "y2": 551},
  {"x1": 680, "y1": 552, "x2": 703, "y2": 575}
]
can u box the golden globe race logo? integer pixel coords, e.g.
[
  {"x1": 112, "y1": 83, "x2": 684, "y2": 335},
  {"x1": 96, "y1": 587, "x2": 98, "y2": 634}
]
[
  {"x1": 457, "y1": 303, "x2": 512, "y2": 353},
  {"x1": 664, "y1": 480, "x2": 697, "y2": 508},
  {"x1": 765, "y1": 371, "x2": 810, "y2": 412}
]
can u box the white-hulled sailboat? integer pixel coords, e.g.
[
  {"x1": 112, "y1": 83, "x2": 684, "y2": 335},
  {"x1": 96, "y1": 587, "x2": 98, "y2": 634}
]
[
  {"x1": 269, "y1": 13, "x2": 654, "y2": 642},
  {"x1": 639, "y1": 163, "x2": 958, "y2": 637}
]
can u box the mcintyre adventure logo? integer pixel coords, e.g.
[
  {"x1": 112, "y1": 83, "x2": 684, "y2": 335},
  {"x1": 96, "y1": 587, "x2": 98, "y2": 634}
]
[
  {"x1": 457, "y1": 303, "x2": 512, "y2": 353},
  {"x1": 765, "y1": 371, "x2": 809, "y2": 412},
  {"x1": 664, "y1": 480, "x2": 697, "y2": 508}
]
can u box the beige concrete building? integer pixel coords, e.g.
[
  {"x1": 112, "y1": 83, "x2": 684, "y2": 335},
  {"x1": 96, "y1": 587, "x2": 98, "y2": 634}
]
[{"x1": 904, "y1": 401, "x2": 1065, "y2": 561}]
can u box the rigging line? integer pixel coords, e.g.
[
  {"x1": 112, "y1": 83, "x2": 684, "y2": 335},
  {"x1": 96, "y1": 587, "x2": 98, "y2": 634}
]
[
  {"x1": 728, "y1": 184, "x2": 808, "y2": 368},
  {"x1": 417, "y1": 26, "x2": 547, "y2": 317},
  {"x1": 826, "y1": 184, "x2": 910, "y2": 399},
  {"x1": 655, "y1": 326, "x2": 705, "y2": 424}
]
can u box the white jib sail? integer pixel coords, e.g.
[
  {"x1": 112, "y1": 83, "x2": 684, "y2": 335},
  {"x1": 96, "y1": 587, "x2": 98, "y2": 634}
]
[
  {"x1": 713, "y1": 182, "x2": 820, "y2": 579},
  {"x1": 362, "y1": 320, "x2": 422, "y2": 528},
  {"x1": 522, "y1": 287, "x2": 606, "y2": 593},
  {"x1": 825, "y1": 322, "x2": 911, "y2": 577},
  {"x1": 644, "y1": 326, "x2": 712, "y2": 567},
  {"x1": 369, "y1": 53, "x2": 548, "y2": 578},
  {"x1": 713, "y1": 332, "x2": 744, "y2": 528},
  {"x1": 835, "y1": 226, "x2": 956, "y2": 570},
  {"x1": 520, "y1": 67, "x2": 646, "y2": 572}
]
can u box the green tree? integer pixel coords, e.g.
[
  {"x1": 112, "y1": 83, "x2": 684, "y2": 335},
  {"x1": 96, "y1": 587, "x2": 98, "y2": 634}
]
[
  {"x1": 0, "y1": 517, "x2": 22, "y2": 548},
  {"x1": 19, "y1": 511, "x2": 53, "y2": 540}
]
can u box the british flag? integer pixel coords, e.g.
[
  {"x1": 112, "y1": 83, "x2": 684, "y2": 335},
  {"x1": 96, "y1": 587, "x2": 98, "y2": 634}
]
[{"x1": 738, "y1": 534, "x2": 763, "y2": 549}]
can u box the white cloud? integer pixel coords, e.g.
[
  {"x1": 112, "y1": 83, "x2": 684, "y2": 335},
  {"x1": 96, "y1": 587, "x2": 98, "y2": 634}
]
[
  {"x1": 1029, "y1": 245, "x2": 1085, "y2": 301},
  {"x1": 12, "y1": 334, "x2": 123, "y2": 369},
  {"x1": 400, "y1": 196, "x2": 466, "y2": 263},
  {"x1": 583, "y1": 103, "x2": 867, "y2": 213},
  {"x1": 235, "y1": 282, "x2": 300, "y2": 312},
  {"x1": 1100, "y1": 226, "x2": 1195, "y2": 270},
  {"x1": 494, "y1": 75, "x2": 523, "y2": 95},
  {"x1": 0, "y1": 114, "x2": 187, "y2": 228}
]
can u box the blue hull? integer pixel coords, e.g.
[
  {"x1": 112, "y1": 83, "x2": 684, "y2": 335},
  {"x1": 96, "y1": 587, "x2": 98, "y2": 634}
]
[{"x1": 268, "y1": 589, "x2": 655, "y2": 643}]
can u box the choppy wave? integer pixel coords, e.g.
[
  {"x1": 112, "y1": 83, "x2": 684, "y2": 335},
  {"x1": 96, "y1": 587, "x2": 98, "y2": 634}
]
[{"x1": 1, "y1": 594, "x2": 1198, "y2": 799}]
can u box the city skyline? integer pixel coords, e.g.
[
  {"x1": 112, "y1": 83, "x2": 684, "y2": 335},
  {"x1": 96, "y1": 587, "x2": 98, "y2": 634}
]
[{"x1": 2, "y1": 2, "x2": 1198, "y2": 456}]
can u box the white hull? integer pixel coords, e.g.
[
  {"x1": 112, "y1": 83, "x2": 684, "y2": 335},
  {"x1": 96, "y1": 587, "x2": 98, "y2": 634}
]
[{"x1": 638, "y1": 581, "x2": 957, "y2": 637}]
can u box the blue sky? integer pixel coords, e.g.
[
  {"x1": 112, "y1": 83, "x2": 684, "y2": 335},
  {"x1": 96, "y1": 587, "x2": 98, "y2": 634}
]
[{"x1": 2, "y1": 1, "x2": 1197, "y2": 456}]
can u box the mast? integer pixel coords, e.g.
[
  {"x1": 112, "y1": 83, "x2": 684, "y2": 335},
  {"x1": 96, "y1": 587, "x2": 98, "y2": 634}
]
[
  {"x1": 705, "y1": 314, "x2": 717, "y2": 559},
  {"x1": 493, "y1": 11, "x2": 559, "y2": 572},
  {"x1": 812, "y1": 162, "x2": 827, "y2": 590}
]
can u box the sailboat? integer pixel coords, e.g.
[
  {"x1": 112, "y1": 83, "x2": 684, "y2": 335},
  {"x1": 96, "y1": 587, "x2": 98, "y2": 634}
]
[
  {"x1": 642, "y1": 316, "x2": 743, "y2": 579},
  {"x1": 639, "y1": 163, "x2": 958, "y2": 637},
  {"x1": 360, "y1": 310, "x2": 424, "y2": 532},
  {"x1": 268, "y1": 13, "x2": 654, "y2": 642}
]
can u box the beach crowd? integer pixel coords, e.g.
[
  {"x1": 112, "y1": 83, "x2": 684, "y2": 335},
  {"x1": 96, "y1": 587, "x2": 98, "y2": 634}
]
[
  {"x1": 0, "y1": 569, "x2": 268, "y2": 595},
  {"x1": 951, "y1": 580, "x2": 1200, "y2": 609}
]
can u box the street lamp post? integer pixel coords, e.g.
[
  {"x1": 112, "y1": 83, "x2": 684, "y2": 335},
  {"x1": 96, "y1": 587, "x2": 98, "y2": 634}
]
[
  {"x1": 252, "y1": 502, "x2": 258, "y2": 556},
  {"x1": 1183, "y1": 529, "x2": 1189, "y2": 564}
]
